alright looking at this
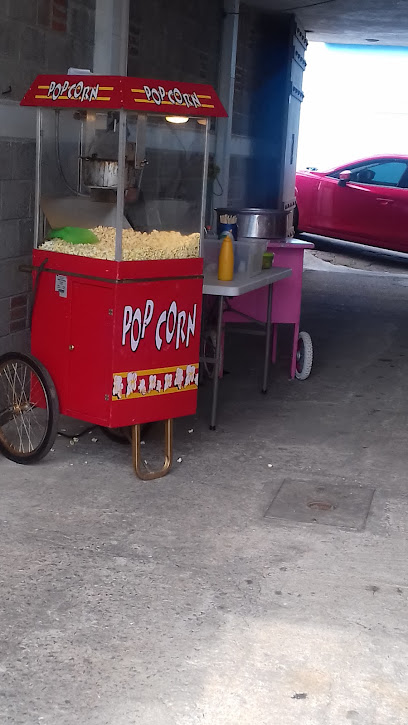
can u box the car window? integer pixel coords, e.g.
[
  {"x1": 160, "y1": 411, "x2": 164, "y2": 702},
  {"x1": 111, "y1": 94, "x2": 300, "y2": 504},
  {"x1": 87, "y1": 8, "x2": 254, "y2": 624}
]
[{"x1": 329, "y1": 160, "x2": 408, "y2": 187}]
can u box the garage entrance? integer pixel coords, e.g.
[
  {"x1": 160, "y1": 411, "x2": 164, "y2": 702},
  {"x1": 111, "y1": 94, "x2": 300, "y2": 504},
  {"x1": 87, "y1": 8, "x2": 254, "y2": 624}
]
[{"x1": 2, "y1": 1, "x2": 408, "y2": 722}]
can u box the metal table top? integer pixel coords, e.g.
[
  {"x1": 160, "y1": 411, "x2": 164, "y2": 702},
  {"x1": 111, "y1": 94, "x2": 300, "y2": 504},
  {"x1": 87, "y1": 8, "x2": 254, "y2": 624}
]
[{"x1": 203, "y1": 266, "x2": 292, "y2": 296}]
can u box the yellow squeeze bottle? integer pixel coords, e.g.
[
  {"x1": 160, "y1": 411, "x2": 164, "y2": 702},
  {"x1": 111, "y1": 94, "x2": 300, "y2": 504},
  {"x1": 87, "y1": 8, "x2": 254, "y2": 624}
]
[{"x1": 218, "y1": 231, "x2": 234, "y2": 281}]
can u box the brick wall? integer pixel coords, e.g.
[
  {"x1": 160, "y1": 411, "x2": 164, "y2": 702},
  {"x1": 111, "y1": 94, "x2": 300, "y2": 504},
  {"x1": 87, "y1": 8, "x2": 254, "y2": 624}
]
[
  {"x1": 0, "y1": 138, "x2": 35, "y2": 354},
  {"x1": 128, "y1": 0, "x2": 223, "y2": 86},
  {"x1": 229, "y1": 5, "x2": 296, "y2": 209},
  {"x1": 0, "y1": 0, "x2": 95, "y2": 101},
  {"x1": 126, "y1": 1, "x2": 295, "y2": 214},
  {"x1": 127, "y1": 0, "x2": 223, "y2": 229},
  {"x1": 0, "y1": 0, "x2": 95, "y2": 354}
]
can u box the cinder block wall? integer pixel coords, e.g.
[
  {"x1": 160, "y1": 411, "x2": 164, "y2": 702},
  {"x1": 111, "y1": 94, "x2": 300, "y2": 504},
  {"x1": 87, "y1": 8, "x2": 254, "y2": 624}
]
[
  {"x1": 1, "y1": 0, "x2": 95, "y2": 102},
  {"x1": 127, "y1": 0, "x2": 223, "y2": 229},
  {"x1": 229, "y1": 5, "x2": 296, "y2": 210},
  {"x1": 0, "y1": 0, "x2": 95, "y2": 354},
  {"x1": 0, "y1": 139, "x2": 35, "y2": 355},
  {"x1": 126, "y1": 1, "x2": 296, "y2": 214},
  {"x1": 128, "y1": 0, "x2": 223, "y2": 86}
]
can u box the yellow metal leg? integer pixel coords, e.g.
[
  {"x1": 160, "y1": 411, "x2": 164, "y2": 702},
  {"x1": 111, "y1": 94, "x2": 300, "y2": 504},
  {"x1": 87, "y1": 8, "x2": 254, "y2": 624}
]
[{"x1": 132, "y1": 419, "x2": 173, "y2": 480}]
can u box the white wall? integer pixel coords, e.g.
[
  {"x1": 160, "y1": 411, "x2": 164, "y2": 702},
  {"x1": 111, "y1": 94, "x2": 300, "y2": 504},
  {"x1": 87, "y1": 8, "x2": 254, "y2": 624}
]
[{"x1": 297, "y1": 42, "x2": 408, "y2": 171}]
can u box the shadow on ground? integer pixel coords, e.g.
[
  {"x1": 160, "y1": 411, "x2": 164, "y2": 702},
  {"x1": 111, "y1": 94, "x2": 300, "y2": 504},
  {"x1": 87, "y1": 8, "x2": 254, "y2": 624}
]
[{"x1": 1, "y1": 265, "x2": 408, "y2": 724}]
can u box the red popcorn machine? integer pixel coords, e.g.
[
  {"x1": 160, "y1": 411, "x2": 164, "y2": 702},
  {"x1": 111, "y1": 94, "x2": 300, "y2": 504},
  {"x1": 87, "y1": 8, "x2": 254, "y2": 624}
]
[{"x1": 0, "y1": 75, "x2": 226, "y2": 478}]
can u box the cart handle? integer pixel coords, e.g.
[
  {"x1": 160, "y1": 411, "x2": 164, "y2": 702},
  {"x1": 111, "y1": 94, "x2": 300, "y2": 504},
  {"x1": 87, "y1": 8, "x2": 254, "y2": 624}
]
[
  {"x1": 131, "y1": 419, "x2": 173, "y2": 480},
  {"x1": 19, "y1": 260, "x2": 49, "y2": 326}
]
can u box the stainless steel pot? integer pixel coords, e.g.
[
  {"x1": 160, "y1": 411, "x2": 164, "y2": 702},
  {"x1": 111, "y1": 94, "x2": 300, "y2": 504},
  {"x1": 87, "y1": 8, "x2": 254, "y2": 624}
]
[
  {"x1": 81, "y1": 157, "x2": 136, "y2": 189},
  {"x1": 216, "y1": 207, "x2": 289, "y2": 239}
]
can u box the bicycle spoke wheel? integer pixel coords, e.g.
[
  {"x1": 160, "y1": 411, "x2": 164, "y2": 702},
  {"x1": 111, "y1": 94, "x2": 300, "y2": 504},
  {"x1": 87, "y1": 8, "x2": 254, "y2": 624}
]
[{"x1": 0, "y1": 353, "x2": 59, "y2": 464}]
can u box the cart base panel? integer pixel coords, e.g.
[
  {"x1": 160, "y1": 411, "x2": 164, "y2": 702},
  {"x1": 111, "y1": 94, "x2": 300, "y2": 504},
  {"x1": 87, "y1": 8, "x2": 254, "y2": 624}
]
[{"x1": 31, "y1": 250, "x2": 203, "y2": 425}]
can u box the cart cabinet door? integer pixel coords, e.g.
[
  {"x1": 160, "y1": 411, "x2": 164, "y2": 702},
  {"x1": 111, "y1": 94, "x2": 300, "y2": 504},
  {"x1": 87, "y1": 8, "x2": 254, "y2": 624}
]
[
  {"x1": 110, "y1": 276, "x2": 203, "y2": 427},
  {"x1": 65, "y1": 280, "x2": 114, "y2": 425},
  {"x1": 31, "y1": 270, "x2": 71, "y2": 402}
]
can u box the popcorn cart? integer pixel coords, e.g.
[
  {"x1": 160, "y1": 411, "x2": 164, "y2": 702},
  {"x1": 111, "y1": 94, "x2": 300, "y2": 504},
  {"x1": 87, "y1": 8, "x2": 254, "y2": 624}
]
[{"x1": 0, "y1": 75, "x2": 226, "y2": 478}]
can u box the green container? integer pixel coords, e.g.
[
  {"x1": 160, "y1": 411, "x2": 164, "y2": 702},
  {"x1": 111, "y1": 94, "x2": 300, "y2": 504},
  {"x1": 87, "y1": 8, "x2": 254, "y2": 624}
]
[
  {"x1": 48, "y1": 227, "x2": 99, "y2": 245},
  {"x1": 262, "y1": 252, "x2": 274, "y2": 270}
]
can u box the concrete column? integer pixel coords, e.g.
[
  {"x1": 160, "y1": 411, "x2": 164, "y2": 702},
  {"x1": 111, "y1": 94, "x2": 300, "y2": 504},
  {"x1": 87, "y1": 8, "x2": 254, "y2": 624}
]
[
  {"x1": 93, "y1": 0, "x2": 130, "y2": 75},
  {"x1": 213, "y1": 0, "x2": 239, "y2": 213}
]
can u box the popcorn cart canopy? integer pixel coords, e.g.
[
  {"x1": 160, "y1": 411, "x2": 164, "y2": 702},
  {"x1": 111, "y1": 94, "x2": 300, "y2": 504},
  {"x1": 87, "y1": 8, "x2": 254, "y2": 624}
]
[{"x1": 21, "y1": 75, "x2": 227, "y2": 118}]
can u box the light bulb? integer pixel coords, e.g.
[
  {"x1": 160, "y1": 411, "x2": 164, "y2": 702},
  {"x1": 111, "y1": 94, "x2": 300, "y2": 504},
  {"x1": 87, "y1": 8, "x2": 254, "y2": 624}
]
[{"x1": 165, "y1": 116, "x2": 189, "y2": 124}]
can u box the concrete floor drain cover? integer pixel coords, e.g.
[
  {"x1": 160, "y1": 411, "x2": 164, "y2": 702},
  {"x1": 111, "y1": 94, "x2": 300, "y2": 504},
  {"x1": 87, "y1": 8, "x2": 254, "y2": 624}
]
[{"x1": 265, "y1": 479, "x2": 375, "y2": 531}]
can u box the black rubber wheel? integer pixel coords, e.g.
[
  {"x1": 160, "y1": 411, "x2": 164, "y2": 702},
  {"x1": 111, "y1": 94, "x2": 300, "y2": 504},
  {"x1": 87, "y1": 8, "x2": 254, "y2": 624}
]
[
  {"x1": 101, "y1": 426, "x2": 132, "y2": 444},
  {"x1": 0, "y1": 352, "x2": 59, "y2": 464},
  {"x1": 293, "y1": 205, "x2": 301, "y2": 235},
  {"x1": 295, "y1": 331, "x2": 313, "y2": 380},
  {"x1": 101, "y1": 423, "x2": 153, "y2": 445}
]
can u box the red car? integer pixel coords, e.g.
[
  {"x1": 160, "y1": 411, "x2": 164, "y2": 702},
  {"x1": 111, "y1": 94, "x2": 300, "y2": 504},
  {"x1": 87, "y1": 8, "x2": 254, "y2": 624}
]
[{"x1": 295, "y1": 155, "x2": 408, "y2": 253}]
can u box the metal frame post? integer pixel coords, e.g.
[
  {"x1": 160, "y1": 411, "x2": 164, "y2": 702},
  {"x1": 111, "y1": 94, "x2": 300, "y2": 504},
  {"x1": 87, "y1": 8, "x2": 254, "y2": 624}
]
[
  {"x1": 93, "y1": 0, "x2": 129, "y2": 75},
  {"x1": 199, "y1": 122, "x2": 210, "y2": 255},
  {"x1": 213, "y1": 0, "x2": 240, "y2": 212},
  {"x1": 115, "y1": 108, "x2": 127, "y2": 261},
  {"x1": 262, "y1": 283, "x2": 273, "y2": 393},
  {"x1": 210, "y1": 295, "x2": 225, "y2": 430},
  {"x1": 34, "y1": 108, "x2": 42, "y2": 250}
]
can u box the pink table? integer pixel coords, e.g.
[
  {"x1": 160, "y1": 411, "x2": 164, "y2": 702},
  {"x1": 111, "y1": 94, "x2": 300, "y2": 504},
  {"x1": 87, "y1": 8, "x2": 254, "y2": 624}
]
[
  {"x1": 203, "y1": 266, "x2": 291, "y2": 429},
  {"x1": 223, "y1": 240, "x2": 314, "y2": 378}
]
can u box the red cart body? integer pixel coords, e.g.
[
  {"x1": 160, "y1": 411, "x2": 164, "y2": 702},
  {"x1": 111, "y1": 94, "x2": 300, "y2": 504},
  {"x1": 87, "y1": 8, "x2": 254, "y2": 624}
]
[
  {"x1": 0, "y1": 74, "x2": 226, "y2": 473},
  {"x1": 31, "y1": 250, "x2": 203, "y2": 426}
]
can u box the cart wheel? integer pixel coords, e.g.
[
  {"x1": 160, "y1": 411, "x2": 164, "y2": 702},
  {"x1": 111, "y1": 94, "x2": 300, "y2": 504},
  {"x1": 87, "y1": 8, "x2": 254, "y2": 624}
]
[
  {"x1": 101, "y1": 423, "x2": 152, "y2": 445},
  {"x1": 101, "y1": 426, "x2": 132, "y2": 444},
  {"x1": 0, "y1": 352, "x2": 59, "y2": 464},
  {"x1": 295, "y1": 331, "x2": 313, "y2": 380}
]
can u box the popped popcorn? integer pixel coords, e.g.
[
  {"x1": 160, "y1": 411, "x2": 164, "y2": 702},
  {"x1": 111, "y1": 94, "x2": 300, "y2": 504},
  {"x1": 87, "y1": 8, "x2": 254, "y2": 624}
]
[
  {"x1": 41, "y1": 227, "x2": 200, "y2": 261},
  {"x1": 164, "y1": 373, "x2": 173, "y2": 391},
  {"x1": 112, "y1": 375, "x2": 123, "y2": 399},
  {"x1": 138, "y1": 379, "x2": 147, "y2": 395},
  {"x1": 185, "y1": 364, "x2": 195, "y2": 386},
  {"x1": 174, "y1": 367, "x2": 184, "y2": 390},
  {"x1": 126, "y1": 372, "x2": 137, "y2": 397}
]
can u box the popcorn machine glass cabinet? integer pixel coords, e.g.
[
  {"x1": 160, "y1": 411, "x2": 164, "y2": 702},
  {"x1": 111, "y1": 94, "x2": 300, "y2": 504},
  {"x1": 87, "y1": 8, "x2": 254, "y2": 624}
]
[
  {"x1": 2, "y1": 76, "x2": 225, "y2": 477},
  {"x1": 34, "y1": 107, "x2": 209, "y2": 258},
  {"x1": 30, "y1": 105, "x2": 209, "y2": 436}
]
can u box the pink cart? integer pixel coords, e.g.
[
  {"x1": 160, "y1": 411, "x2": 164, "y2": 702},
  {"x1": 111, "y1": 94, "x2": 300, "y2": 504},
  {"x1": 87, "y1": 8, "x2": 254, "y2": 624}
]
[{"x1": 223, "y1": 239, "x2": 314, "y2": 379}]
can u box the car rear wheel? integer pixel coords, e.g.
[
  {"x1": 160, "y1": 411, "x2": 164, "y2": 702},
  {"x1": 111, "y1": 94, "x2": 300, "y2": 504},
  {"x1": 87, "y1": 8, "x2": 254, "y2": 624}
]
[{"x1": 293, "y1": 205, "x2": 301, "y2": 235}]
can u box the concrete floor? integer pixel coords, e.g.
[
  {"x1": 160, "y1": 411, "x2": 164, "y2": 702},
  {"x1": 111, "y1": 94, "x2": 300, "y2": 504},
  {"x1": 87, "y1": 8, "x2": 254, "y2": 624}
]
[{"x1": 2, "y1": 244, "x2": 408, "y2": 724}]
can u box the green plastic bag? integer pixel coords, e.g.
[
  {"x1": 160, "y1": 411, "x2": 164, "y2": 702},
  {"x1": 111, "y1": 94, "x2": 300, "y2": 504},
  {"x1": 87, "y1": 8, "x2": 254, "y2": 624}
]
[{"x1": 48, "y1": 227, "x2": 99, "y2": 245}]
